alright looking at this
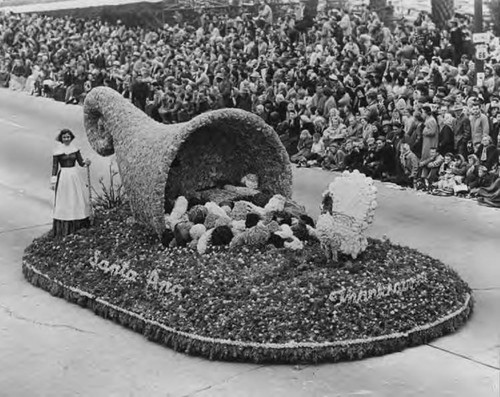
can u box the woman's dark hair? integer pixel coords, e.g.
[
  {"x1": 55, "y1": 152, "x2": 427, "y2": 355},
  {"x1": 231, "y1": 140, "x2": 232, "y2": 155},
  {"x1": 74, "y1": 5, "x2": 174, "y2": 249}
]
[{"x1": 56, "y1": 129, "x2": 75, "y2": 142}]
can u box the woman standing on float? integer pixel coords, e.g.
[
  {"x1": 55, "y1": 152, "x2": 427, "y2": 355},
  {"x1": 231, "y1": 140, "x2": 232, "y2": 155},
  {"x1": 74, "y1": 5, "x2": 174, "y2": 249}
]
[{"x1": 50, "y1": 129, "x2": 92, "y2": 237}]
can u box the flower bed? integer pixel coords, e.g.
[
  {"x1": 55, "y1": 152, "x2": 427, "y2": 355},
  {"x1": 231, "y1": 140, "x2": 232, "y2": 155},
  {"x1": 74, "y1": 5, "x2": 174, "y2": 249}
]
[{"x1": 22, "y1": 205, "x2": 473, "y2": 364}]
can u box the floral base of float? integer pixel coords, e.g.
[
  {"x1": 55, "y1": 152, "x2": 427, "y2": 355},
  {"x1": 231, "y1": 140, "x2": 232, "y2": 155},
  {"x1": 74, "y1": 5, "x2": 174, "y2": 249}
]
[{"x1": 21, "y1": 205, "x2": 473, "y2": 364}]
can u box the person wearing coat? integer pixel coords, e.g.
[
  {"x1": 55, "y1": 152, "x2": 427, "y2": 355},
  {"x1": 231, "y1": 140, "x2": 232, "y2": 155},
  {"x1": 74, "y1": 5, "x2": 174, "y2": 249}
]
[
  {"x1": 438, "y1": 113, "x2": 455, "y2": 155},
  {"x1": 452, "y1": 104, "x2": 471, "y2": 158},
  {"x1": 419, "y1": 147, "x2": 444, "y2": 184},
  {"x1": 469, "y1": 101, "x2": 490, "y2": 148},
  {"x1": 408, "y1": 112, "x2": 424, "y2": 157},
  {"x1": 421, "y1": 106, "x2": 439, "y2": 160},
  {"x1": 475, "y1": 169, "x2": 500, "y2": 207},
  {"x1": 290, "y1": 130, "x2": 313, "y2": 163},
  {"x1": 475, "y1": 135, "x2": 499, "y2": 171},
  {"x1": 397, "y1": 143, "x2": 419, "y2": 187}
]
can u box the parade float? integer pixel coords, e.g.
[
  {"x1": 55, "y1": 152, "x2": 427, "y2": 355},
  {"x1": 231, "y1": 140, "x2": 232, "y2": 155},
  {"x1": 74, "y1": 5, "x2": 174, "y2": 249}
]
[{"x1": 22, "y1": 87, "x2": 473, "y2": 363}]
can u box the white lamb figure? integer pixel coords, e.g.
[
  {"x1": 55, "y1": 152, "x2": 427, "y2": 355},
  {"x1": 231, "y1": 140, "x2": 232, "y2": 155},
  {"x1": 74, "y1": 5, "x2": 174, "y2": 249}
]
[{"x1": 316, "y1": 170, "x2": 377, "y2": 261}]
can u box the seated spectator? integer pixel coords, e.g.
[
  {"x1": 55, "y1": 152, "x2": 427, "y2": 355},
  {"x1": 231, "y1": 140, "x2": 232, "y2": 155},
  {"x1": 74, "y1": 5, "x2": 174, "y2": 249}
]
[
  {"x1": 450, "y1": 154, "x2": 468, "y2": 180},
  {"x1": 290, "y1": 130, "x2": 313, "y2": 164},
  {"x1": 475, "y1": 135, "x2": 499, "y2": 171},
  {"x1": 323, "y1": 116, "x2": 347, "y2": 142},
  {"x1": 469, "y1": 166, "x2": 497, "y2": 192},
  {"x1": 277, "y1": 109, "x2": 301, "y2": 155},
  {"x1": 464, "y1": 154, "x2": 480, "y2": 187},
  {"x1": 343, "y1": 140, "x2": 364, "y2": 172},
  {"x1": 433, "y1": 153, "x2": 461, "y2": 194},
  {"x1": 393, "y1": 143, "x2": 419, "y2": 187},
  {"x1": 362, "y1": 136, "x2": 396, "y2": 180},
  {"x1": 418, "y1": 147, "x2": 443, "y2": 187},
  {"x1": 322, "y1": 142, "x2": 346, "y2": 171},
  {"x1": 303, "y1": 132, "x2": 326, "y2": 167},
  {"x1": 475, "y1": 168, "x2": 500, "y2": 207},
  {"x1": 361, "y1": 137, "x2": 377, "y2": 175}
]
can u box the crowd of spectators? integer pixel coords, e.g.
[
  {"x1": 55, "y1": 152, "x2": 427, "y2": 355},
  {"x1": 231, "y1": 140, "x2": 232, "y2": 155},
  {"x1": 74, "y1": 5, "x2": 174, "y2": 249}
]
[{"x1": 1, "y1": 1, "x2": 500, "y2": 206}]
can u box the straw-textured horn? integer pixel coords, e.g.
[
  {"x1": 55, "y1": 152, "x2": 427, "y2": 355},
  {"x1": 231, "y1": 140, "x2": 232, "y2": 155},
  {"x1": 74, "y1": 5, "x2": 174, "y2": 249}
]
[{"x1": 84, "y1": 87, "x2": 293, "y2": 236}]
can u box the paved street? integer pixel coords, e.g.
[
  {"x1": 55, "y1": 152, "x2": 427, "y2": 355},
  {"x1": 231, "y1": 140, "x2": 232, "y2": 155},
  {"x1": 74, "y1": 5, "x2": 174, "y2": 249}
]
[{"x1": 0, "y1": 89, "x2": 498, "y2": 397}]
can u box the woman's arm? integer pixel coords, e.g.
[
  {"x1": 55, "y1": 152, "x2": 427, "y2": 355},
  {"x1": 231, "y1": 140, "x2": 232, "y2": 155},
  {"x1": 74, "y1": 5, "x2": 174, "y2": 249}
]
[
  {"x1": 76, "y1": 150, "x2": 85, "y2": 167},
  {"x1": 51, "y1": 155, "x2": 59, "y2": 187},
  {"x1": 76, "y1": 150, "x2": 91, "y2": 167}
]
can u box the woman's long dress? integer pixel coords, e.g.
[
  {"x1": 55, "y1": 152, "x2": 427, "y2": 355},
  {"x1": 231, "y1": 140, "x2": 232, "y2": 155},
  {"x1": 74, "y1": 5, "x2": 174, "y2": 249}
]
[{"x1": 52, "y1": 143, "x2": 90, "y2": 237}]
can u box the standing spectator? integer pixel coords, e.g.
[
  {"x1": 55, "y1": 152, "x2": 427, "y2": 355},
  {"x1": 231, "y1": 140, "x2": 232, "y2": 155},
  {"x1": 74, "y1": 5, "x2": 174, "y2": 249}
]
[
  {"x1": 421, "y1": 105, "x2": 439, "y2": 160},
  {"x1": 408, "y1": 111, "x2": 424, "y2": 157},
  {"x1": 469, "y1": 101, "x2": 490, "y2": 149},
  {"x1": 438, "y1": 113, "x2": 455, "y2": 155},
  {"x1": 488, "y1": 104, "x2": 500, "y2": 147},
  {"x1": 452, "y1": 103, "x2": 471, "y2": 157}
]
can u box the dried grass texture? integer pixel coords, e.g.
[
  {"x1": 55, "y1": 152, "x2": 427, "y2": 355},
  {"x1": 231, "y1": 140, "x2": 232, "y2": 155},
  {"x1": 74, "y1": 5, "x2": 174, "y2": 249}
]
[{"x1": 84, "y1": 87, "x2": 292, "y2": 236}]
